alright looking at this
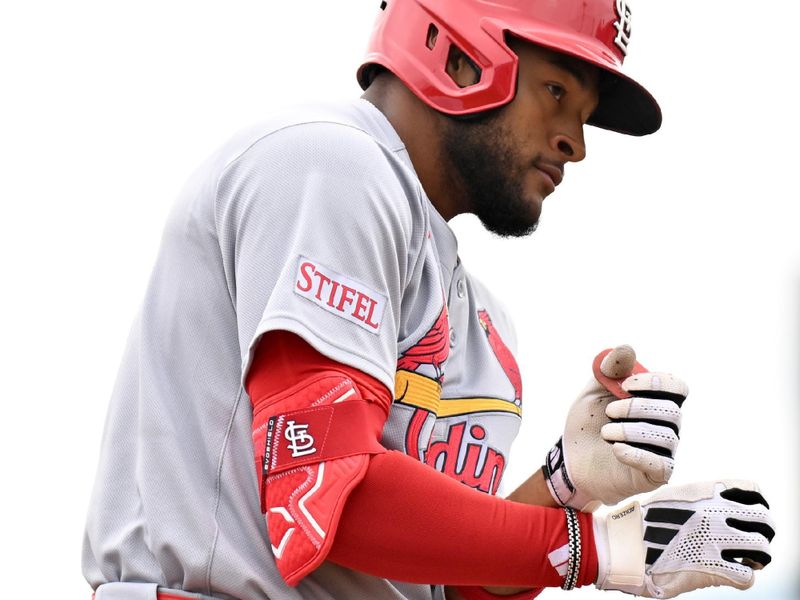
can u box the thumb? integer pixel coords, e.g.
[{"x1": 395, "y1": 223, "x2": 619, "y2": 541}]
[
  {"x1": 593, "y1": 345, "x2": 648, "y2": 400},
  {"x1": 600, "y1": 345, "x2": 637, "y2": 379}
]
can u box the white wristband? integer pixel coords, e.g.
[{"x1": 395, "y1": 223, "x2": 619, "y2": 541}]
[{"x1": 544, "y1": 438, "x2": 576, "y2": 506}]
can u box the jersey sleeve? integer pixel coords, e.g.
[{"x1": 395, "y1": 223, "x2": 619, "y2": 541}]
[{"x1": 214, "y1": 122, "x2": 425, "y2": 390}]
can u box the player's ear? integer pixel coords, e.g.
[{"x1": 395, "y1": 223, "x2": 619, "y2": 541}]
[{"x1": 444, "y1": 42, "x2": 482, "y2": 88}]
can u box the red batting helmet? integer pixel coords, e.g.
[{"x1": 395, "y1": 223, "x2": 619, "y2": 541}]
[{"x1": 357, "y1": 0, "x2": 661, "y2": 136}]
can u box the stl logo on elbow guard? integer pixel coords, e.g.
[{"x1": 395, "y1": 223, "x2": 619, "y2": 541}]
[
  {"x1": 285, "y1": 420, "x2": 316, "y2": 458},
  {"x1": 295, "y1": 256, "x2": 387, "y2": 334}
]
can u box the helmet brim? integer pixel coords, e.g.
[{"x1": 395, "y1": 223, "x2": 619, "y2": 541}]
[
  {"x1": 588, "y1": 69, "x2": 662, "y2": 136},
  {"x1": 507, "y1": 24, "x2": 662, "y2": 136}
]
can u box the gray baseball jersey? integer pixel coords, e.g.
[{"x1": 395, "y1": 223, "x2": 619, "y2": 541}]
[{"x1": 83, "y1": 99, "x2": 523, "y2": 600}]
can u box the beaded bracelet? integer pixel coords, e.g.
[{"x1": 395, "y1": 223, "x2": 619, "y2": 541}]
[{"x1": 562, "y1": 507, "x2": 581, "y2": 590}]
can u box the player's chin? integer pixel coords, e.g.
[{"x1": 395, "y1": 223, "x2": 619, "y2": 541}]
[
  {"x1": 478, "y1": 196, "x2": 541, "y2": 238},
  {"x1": 525, "y1": 190, "x2": 545, "y2": 219},
  {"x1": 515, "y1": 187, "x2": 545, "y2": 229}
]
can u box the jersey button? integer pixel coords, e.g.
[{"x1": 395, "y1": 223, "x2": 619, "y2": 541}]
[
  {"x1": 456, "y1": 278, "x2": 466, "y2": 298},
  {"x1": 449, "y1": 328, "x2": 456, "y2": 348}
]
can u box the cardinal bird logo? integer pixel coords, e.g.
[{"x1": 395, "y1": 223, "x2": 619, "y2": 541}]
[
  {"x1": 395, "y1": 306, "x2": 450, "y2": 461},
  {"x1": 396, "y1": 306, "x2": 450, "y2": 383},
  {"x1": 477, "y1": 309, "x2": 522, "y2": 405},
  {"x1": 395, "y1": 307, "x2": 517, "y2": 490}
]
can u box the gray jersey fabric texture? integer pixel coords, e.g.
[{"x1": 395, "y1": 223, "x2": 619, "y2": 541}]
[{"x1": 83, "y1": 99, "x2": 524, "y2": 600}]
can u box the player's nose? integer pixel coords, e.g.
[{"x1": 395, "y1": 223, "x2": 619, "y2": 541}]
[{"x1": 552, "y1": 127, "x2": 587, "y2": 163}]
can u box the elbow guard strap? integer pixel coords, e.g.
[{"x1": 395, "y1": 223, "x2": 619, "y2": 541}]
[{"x1": 251, "y1": 372, "x2": 387, "y2": 586}]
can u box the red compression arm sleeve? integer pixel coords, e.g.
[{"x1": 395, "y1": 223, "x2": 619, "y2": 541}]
[
  {"x1": 247, "y1": 331, "x2": 598, "y2": 588},
  {"x1": 330, "y1": 450, "x2": 597, "y2": 588}
]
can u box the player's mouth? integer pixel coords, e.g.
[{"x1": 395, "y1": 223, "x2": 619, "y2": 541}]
[{"x1": 534, "y1": 161, "x2": 564, "y2": 191}]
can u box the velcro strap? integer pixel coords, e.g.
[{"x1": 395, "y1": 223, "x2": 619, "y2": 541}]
[
  {"x1": 262, "y1": 399, "x2": 386, "y2": 478},
  {"x1": 605, "y1": 501, "x2": 646, "y2": 587}
]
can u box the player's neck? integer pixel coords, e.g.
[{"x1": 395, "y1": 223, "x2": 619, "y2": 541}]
[{"x1": 362, "y1": 77, "x2": 464, "y2": 221}]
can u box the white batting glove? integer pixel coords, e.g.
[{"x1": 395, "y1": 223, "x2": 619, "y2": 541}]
[
  {"x1": 544, "y1": 345, "x2": 687, "y2": 512},
  {"x1": 594, "y1": 480, "x2": 775, "y2": 598}
]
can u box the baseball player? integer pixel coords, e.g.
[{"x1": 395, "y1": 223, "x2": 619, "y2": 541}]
[{"x1": 83, "y1": 1, "x2": 775, "y2": 599}]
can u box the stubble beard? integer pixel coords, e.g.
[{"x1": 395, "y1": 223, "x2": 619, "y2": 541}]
[{"x1": 440, "y1": 111, "x2": 541, "y2": 238}]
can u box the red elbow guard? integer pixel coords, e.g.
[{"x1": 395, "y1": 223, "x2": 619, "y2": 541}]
[{"x1": 251, "y1": 370, "x2": 388, "y2": 586}]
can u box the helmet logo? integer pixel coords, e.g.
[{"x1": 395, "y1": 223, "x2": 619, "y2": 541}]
[{"x1": 613, "y1": 0, "x2": 633, "y2": 56}]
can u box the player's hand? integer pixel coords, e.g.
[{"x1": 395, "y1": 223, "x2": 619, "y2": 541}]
[
  {"x1": 544, "y1": 345, "x2": 687, "y2": 511},
  {"x1": 594, "y1": 480, "x2": 775, "y2": 598}
]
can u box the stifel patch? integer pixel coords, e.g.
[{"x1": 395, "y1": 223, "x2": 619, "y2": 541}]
[{"x1": 294, "y1": 256, "x2": 387, "y2": 334}]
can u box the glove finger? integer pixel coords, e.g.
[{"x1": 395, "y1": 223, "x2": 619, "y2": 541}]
[
  {"x1": 622, "y1": 371, "x2": 688, "y2": 405},
  {"x1": 727, "y1": 516, "x2": 776, "y2": 541},
  {"x1": 610, "y1": 441, "x2": 674, "y2": 484},
  {"x1": 724, "y1": 528, "x2": 775, "y2": 560},
  {"x1": 602, "y1": 422, "x2": 680, "y2": 457},
  {"x1": 605, "y1": 397, "x2": 682, "y2": 435},
  {"x1": 723, "y1": 492, "x2": 776, "y2": 544},
  {"x1": 647, "y1": 479, "x2": 759, "y2": 505},
  {"x1": 719, "y1": 479, "x2": 762, "y2": 493},
  {"x1": 719, "y1": 484, "x2": 776, "y2": 551}
]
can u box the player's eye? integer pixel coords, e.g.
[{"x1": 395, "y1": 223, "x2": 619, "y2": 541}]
[{"x1": 546, "y1": 83, "x2": 565, "y2": 102}]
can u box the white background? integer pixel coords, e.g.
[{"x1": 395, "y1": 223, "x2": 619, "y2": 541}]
[{"x1": 1, "y1": 1, "x2": 797, "y2": 598}]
